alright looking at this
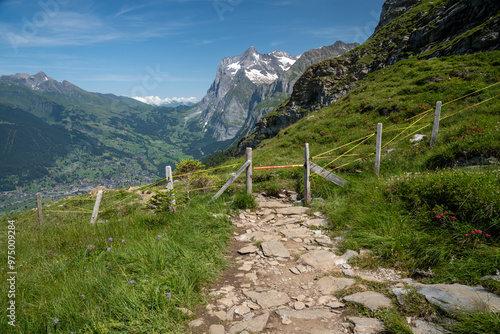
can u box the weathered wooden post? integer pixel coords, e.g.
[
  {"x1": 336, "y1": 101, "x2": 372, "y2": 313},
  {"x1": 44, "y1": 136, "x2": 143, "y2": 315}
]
[
  {"x1": 304, "y1": 143, "x2": 311, "y2": 206},
  {"x1": 375, "y1": 123, "x2": 383, "y2": 175},
  {"x1": 430, "y1": 101, "x2": 442, "y2": 147},
  {"x1": 90, "y1": 190, "x2": 103, "y2": 225},
  {"x1": 246, "y1": 147, "x2": 252, "y2": 195},
  {"x1": 165, "y1": 166, "x2": 176, "y2": 210},
  {"x1": 36, "y1": 192, "x2": 43, "y2": 224}
]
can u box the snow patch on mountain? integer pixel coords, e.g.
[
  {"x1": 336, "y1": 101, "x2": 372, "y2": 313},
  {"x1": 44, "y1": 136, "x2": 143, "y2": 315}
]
[
  {"x1": 219, "y1": 47, "x2": 300, "y2": 85},
  {"x1": 245, "y1": 69, "x2": 278, "y2": 85},
  {"x1": 133, "y1": 96, "x2": 198, "y2": 106}
]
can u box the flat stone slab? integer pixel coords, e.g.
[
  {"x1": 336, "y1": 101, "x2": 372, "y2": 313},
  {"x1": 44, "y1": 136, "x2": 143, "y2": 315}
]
[
  {"x1": 228, "y1": 312, "x2": 269, "y2": 334},
  {"x1": 188, "y1": 318, "x2": 204, "y2": 328},
  {"x1": 280, "y1": 228, "x2": 313, "y2": 239},
  {"x1": 276, "y1": 309, "x2": 337, "y2": 320},
  {"x1": 208, "y1": 324, "x2": 225, "y2": 334},
  {"x1": 235, "y1": 231, "x2": 281, "y2": 242},
  {"x1": 303, "y1": 218, "x2": 330, "y2": 227},
  {"x1": 258, "y1": 214, "x2": 275, "y2": 224},
  {"x1": 298, "y1": 249, "x2": 358, "y2": 272},
  {"x1": 348, "y1": 317, "x2": 385, "y2": 334},
  {"x1": 261, "y1": 241, "x2": 290, "y2": 258},
  {"x1": 244, "y1": 290, "x2": 291, "y2": 309},
  {"x1": 411, "y1": 319, "x2": 447, "y2": 334},
  {"x1": 275, "y1": 206, "x2": 309, "y2": 215},
  {"x1": 316, "y1": 276, "x2": 356, "y2": 294},
  {"x1": 413, "y1": 283, "x2": 500, "y2": 313},
  {"x1": 258, "y1": 201, "x2": 289, "y2": 208},
  {"x1": 343, "y1": 291, "x2": 393, "y2": 311},
  {"x1": 238, "y1": 245, "x2": 258, "y2": 255}
]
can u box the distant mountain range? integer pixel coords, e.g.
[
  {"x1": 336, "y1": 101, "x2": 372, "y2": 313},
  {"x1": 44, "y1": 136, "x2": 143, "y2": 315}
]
[
  {"x1": 132, "y1": 96, "x2": 197, "y2": 107},
  {"x1": 0, "y1": 41, "x2": 357, "y2": 194},
  {"x1": 0, "y1": 71, "x2": 196, "y2": 191}
]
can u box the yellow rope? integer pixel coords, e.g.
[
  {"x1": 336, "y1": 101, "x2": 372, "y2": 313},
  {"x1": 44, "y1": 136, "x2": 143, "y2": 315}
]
[
  {"x1": 383, "y1": 112, "x2": 430, "y2": 149},
  {"x1": 312, "y1": 133, "x2": 375, "y2": 159},
  {"x1": 441, "y1": 94, "x2": 500, "y2": 121},
  {"x1": 173, "y1": 163, "x2": 241, "y2": 178},
  {"x1": 442, "y1": 81, "x2": 500, "y2": 107},
  {"x1": 321, "y1": 134, "x2": 375, "y2": 171}
]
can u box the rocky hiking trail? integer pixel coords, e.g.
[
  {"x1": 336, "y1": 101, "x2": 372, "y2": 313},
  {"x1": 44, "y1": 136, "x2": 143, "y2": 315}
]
[{"x1": 187, "y1": 193, "x2": 500, "y2": 334}]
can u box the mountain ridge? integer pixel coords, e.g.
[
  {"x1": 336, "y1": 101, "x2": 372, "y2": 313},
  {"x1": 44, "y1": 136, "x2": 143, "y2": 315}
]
[
  {"x1": 190, "y1": 41, "x2": 359, "y2": 146},
  {"x1": 235, "y1": 0, "x2": 500, "y2": 155}
]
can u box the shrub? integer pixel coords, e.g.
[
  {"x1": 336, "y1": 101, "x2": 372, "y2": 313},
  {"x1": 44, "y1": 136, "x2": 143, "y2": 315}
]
[
  {"x1": 231, "y1": 193, "x2": 258, "y2": 211},
  {"x1": 175, "y1": 158, "x2": 205, "y2": 202},
  {"x1": 147, "y1": 188, "x2": 177, "y2": 213}
]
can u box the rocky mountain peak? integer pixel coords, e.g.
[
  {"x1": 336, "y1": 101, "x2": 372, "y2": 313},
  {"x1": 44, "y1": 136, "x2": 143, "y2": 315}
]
[
  {"x1": 0, "y1": 72, "x2": 79, "y2": 95},
  {"x1": 375, "y1": 0, "x2": 420, "y2": 31},
  {"x1": 219, "y1": 47, "x2": 299, "y2": 86}
]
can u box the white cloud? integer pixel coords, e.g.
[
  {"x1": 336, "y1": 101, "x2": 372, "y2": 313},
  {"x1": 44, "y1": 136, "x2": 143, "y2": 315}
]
[{"x1": 132, "y1": 95, "x2": 198, "y2": 106}]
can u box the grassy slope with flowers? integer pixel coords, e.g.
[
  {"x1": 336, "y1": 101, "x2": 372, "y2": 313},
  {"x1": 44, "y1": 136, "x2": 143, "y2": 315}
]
[
  {"x1": 209, "y1": 51, "x2": 500, "y2": 314},
  {"x1": 0, "y1": 191, "x2": 234, "y2": 333},
  {"x1": 1, "y1": 51, "x2": 499, "y2": 333}
]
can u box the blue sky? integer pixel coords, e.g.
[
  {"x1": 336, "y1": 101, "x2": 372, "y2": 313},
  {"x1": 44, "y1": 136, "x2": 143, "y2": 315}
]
[{"x1": 0, "y1": 0, "x2": 385, "y2": 103}]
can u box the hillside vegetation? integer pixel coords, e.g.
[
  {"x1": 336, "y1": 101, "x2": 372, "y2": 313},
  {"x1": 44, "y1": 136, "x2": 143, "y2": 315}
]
[
  {"x1": 1, "y1": 190, "x2": 234, "y2": 333},
  {"x1": 209, "y1": 51, "x2": 500, "y2": 287},
  {"x1": 2, "y1": 51, "x2": 499, "y2": 333}
]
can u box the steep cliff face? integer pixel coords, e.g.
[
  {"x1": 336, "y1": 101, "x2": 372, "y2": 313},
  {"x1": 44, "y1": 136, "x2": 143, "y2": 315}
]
[
  {"x1": 189, "y1": 42, "x2": 358, "y2": 149},
  {"x1": 236, "y1": 0, "x2": 500, "y2": 155}
]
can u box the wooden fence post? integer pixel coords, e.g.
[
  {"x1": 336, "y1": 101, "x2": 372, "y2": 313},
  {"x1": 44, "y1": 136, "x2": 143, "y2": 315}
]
[
  {"x1": 166, "y1": 166, "x2": 176, "y2": 210},
  {"x1": 246, "y1": 147, "x2": 252, "y2": 195},
  {"x1": 430, "y1": 101, "x2": 442, "y2": 147},
  {"x1": 36, "y1": 192, "x2": 43, "y2": 225},
  {"x1": 304, "y1": 143, "x2": 311, "y2": 206},
  {"x1": 375, "y1": 123, "x2": 383, "y2": 175},
  {"x1": 90, "y1": 190, "x2": 103, "y2": 225}
]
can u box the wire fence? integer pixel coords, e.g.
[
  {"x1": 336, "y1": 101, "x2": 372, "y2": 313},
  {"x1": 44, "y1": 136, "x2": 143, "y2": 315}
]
[{"x1": 17, "y1": 81, "x2": 500, "y2": 222}]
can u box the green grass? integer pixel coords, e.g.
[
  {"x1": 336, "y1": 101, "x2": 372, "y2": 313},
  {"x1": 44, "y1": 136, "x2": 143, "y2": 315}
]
[
  {"x1": 0, "y1": 190, "x2": 234, "y2": 333},
  {"x1": 230, "y1": 192, "x2": 258, "y2": 211},
  {"x1": 2, "y1": 49, "x2": 499, "y2": 332},
  {"x1": 205, "y1": 51, "x2": 500, "y2": 329}
]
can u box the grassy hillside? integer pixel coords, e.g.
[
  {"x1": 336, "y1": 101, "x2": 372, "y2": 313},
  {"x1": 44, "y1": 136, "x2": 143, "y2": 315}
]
[
  {"x1": 209, "y1": 51, "x2": 500, "y2": 287},
  {"x1": 0, "y1": 190, "x2": 234, "y2": 333},
  {"x1": 2, "y1": 51, "x2": 499, "y2": 333}
]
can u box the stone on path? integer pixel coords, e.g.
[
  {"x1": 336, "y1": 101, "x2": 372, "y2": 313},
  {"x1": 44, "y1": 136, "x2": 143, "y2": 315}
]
[
  {"x1": 343, "y1": 291, "x2": 393, "y2": 311},
  {"x1": 187, "y1": 318, "x2": 204, "y2": 328},
  {"x1": 348, "y1": 317, "x2": 385, "y2": 334},
  {"x1": 236, "y1": 231, "x2": 281, "y2": 242},
  {"x1": 258, "y1": 214, "x2": 275, "y2": 224},
  {"x1": 413, "y1": 283, "x2": 500, "y2": 313},
  {"x1": 298, "y1": 249, "x2": 358, "y2": 272},
  {"x1": 275, "y1": 206, "x2": 309, "y2": 215},
  {"x1": 258, "y1": 201, "x2": 289, "y2": 208},
  {"x1": 243, "y1": 290, "x2": 290, "y2": 309},
  {"x1": 261, "y1": 241, "x2": 290, "y2": 258},
  {"x1": 411, "y1": 319, "x2": 447, "y2": 334},
  {"x1": 280, "y1": 228, "x2": 313, "y2": 239},
  {"x1": 238, "y1": 245, "x2": 258, "y2": 255},
  {"x1": 303, "y1": 218, "x2": 330, "y2": 227},
  {"x1": 316, "y1": 276, "x2": 356, "y2": 294},
  {"x1": 228, "y1": 312, "x2": 270, "y2": 334},
  {"x1": 276, "y1": 309, "x2": 338, "y2": 320},
  {"x1": 326, "y1": 301, "x2": 345, "y2": 309},
  {"x1": 209, "y1": 324, "x2": 226, "y2": 334},
  {"x1": 294, "y1": 301, "x2": 306, "y2": 310}
]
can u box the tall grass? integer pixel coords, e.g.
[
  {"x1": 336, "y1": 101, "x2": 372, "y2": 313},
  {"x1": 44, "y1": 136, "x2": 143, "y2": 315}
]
[{"x1": 1, "y1": 192, "x2": 233, "y2": 333}]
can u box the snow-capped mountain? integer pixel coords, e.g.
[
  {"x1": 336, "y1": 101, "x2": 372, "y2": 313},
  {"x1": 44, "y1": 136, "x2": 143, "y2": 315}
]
[
  {"x1": 221, "y1": 46, "x2": 300, "y2": 85},
  {"x1": 188, "y1": 42, "x2": 358, "y2": 145}
]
